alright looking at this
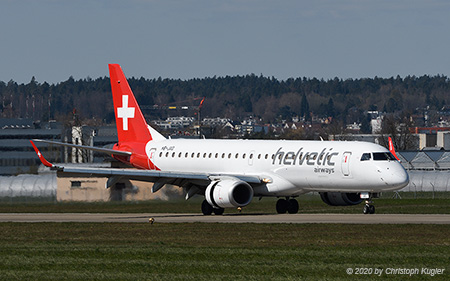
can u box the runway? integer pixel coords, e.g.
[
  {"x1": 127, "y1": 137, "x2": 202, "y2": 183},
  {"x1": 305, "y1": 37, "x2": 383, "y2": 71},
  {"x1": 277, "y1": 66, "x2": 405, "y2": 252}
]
[{"x1": 0, "y1": 213, "x2": 449, "y2": 224}]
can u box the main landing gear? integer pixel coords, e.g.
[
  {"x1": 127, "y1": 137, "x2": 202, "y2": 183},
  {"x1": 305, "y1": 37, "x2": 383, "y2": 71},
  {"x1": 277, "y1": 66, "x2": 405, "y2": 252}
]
[
  {"x1": 276, "y1": 197, "x2": 299, "y2": 214},
  {"x1": 201, "y1": 200, "x2": 224, "y2": 215}
]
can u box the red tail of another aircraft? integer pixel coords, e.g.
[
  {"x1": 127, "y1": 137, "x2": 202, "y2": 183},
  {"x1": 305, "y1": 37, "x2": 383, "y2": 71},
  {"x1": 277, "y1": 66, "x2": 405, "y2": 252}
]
[{"x1": 388, "y1": 137, "x2": 400, "y2": 161}]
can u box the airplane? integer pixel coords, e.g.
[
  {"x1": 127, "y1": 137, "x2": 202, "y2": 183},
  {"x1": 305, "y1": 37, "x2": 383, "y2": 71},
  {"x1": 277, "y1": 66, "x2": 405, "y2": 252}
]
[{"x1": 31, "y1": 64, "x2": 409, "y2": 215}]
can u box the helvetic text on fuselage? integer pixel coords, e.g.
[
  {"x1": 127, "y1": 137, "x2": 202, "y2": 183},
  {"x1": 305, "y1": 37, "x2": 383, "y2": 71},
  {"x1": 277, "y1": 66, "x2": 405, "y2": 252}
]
[{"x1": 273, "y1": 147, "x2": 339, "y2": 166}]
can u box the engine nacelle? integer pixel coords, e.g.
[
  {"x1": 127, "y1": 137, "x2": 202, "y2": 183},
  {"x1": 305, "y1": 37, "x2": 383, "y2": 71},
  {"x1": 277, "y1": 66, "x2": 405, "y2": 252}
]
[
  {"x1": 319, "y1": 192, "x2": 363, "y2": 206},
  {"x1": 205, "y1": 179, "x2": 253, "y2": 208}
]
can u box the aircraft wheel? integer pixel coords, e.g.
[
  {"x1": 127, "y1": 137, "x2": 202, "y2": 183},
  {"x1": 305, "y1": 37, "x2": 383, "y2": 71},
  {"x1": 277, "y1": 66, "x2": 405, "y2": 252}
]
[
  {"x1": 201, "y1": 200, "x2": 213, "y2": 215},
  {"x1": 369, "y1": 205, "x2": 375, "y2": 214},
  {"x1": 363, "y1": 204, "x2": 370, "y2": 214},
  {"x1": 287, "y1": 199, "x2": 299, "y2": 214},
  {"x1": 213, "y1": 208, "x2": 225, "y2": 215},
  {"x1": 276, "y1": 199, "x2": 288, "y2": 214}
]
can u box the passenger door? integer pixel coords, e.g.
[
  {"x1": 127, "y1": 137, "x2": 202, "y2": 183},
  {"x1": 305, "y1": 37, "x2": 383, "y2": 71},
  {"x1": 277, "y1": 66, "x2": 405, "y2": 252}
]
[{"x1": 341, "y1": 152, "x2": 351, "y2": 176}]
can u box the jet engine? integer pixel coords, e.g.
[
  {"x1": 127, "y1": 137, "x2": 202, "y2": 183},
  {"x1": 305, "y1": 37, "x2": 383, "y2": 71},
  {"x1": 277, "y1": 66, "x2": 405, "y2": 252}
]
[
  {"x1": 319, "y1": 192, "x2": 363, "y2": 206},
  {"x1": 205, "y1": 179, "x2": 253, "y2": 208}
]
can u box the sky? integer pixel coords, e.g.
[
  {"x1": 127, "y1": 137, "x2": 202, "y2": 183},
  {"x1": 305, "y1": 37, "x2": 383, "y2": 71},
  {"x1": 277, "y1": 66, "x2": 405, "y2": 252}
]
[{"x1": 1, "y1": 0, "x2": 450, "y2": 84}]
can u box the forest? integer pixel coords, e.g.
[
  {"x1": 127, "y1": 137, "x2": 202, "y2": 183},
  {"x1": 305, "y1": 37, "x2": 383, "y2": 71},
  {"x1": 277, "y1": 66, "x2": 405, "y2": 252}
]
[{"x1": 1, "y1": 74, "x2": 449, "y2": 127}]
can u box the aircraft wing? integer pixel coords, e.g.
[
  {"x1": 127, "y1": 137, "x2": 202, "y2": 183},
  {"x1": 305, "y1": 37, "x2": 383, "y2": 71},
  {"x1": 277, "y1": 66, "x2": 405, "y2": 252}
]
[
  {"x1": 52, "y1": 165, "x2": 260, "y2": 184},
  {"x1": 30, "y1": 140, "x2": 261, "y2": 193},
  {"x1": 32, "y1": 139, "x2": 132, "y2": 157}
]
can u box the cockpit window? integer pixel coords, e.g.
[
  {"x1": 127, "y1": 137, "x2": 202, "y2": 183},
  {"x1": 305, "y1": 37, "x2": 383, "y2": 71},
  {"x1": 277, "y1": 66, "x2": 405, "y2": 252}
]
[
  {"x1": 373, "y1": 152, "x2": 396, "y2": 161},
  {"x1": 360, "y1": 153, "x2": 371, "y2": 161}
]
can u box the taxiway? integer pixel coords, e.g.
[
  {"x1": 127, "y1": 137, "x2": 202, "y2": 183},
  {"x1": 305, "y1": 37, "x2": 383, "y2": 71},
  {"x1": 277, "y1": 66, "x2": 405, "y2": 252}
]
[{"x1": 0, "y1": 213, "x2": 449, "y2": 224}]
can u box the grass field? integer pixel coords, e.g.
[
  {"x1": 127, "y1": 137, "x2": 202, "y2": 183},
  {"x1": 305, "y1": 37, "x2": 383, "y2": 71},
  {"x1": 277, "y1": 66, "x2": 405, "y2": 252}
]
[
  {"x1": 0, "y1": 194, "x2": 449, "y2": 214},
  {"x1": 0, "y1": 195, "x2": 448, "y2": 280},
  {"x1": 0, "y1": 222, "x2": 448, "y2": 280}
]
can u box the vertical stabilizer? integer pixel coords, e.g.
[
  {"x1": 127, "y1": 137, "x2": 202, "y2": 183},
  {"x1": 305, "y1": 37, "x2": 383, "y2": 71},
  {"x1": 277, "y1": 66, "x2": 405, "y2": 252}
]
[
  {"x1": 109, "y1": 64, "x2": 153, "y2": 143},
  {"x1": 388, "y1": 137, "x2": 400, "y2": 161}
]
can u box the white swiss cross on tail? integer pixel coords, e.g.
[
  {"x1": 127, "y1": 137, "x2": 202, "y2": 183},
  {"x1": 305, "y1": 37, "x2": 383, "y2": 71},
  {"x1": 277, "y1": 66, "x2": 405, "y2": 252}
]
[{"x1": 117, "y1": 95, "x2": 135, "y2": 131}]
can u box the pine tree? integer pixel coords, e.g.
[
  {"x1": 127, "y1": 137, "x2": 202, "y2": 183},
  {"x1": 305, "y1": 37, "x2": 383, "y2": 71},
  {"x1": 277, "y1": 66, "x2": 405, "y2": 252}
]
[
  {"x1": 300, "y1": 94, "x2": 310, "y2": 121},
  {"x1": 327, "y1": 97, "x2": 335, "y2": 118}
]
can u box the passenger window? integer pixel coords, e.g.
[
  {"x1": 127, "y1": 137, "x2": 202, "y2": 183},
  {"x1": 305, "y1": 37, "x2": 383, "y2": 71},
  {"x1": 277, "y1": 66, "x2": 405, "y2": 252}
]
[
  {"x1": 243, "y1": 153, "x2": 246, "y2": 159},
  {"x1": 258, "y1": 154, "x2": 261, "y2": 159},
  {"x1": 185, "y1": 152, "x2": 188, "y2": 158},
  {"x1": 222, "y1": 153, "x2": 225, "y2": 158},
  {"x1": 203, "y1": 153, "x2": 207, "y2": 158},
  {"x1": 172, "y1": 152, "x2": 175, "y2": 157},
  {"x1": 197, "y1": 153, "x2": 201, "y2": 158},
  {"x1": 159, "y1": 152, "x2": 163, "y2": 157},
  {"x1": 208, "y1": 153, "x2": 212, "y2": 158},
  {"x1": 360, "y1": 153, "x2": 371, "y2": 161},
  {"x1": 228, "y1": 153, "x2": 232, "y2": 159},
  {"x1": 165, "y1": 152, "x2": 169, "y2": 157},
  {"x1": 215, "y1": 153, "x2": 218, "y2": 158},
  {"x1": 235, "y1": 153, "x2": 239, "y2": 159}
]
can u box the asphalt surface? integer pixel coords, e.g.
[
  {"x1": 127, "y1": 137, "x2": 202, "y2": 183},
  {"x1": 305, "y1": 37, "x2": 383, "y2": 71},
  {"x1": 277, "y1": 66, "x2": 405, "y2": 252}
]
[{"x1": 0, "y1": 213, "x2": 449, "y2": 224}]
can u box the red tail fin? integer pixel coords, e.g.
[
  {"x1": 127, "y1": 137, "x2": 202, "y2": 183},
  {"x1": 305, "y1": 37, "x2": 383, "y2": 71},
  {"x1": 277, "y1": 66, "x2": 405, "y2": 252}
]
[
  {"x1": 109, "y1": 64, "x2": 151, "y2": 144},
  {"x1": 388, "y1": 137, "x2": 400, "y2": 161}
]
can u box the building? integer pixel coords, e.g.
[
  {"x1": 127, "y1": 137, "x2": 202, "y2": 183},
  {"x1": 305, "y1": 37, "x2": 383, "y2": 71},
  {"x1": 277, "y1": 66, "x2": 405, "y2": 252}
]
[
  {"x1": 410, "y1": 127, "x2": 450, "y2": 149},
  {"x1": 0, "y1": 119, "x2": 62, "y2": 175},
  {"x1": 0, "y1": 117, "x2": 122, "y2": 175},
  {"x1": 153, "y1": 116, "x2": 195, "y2": 130}
]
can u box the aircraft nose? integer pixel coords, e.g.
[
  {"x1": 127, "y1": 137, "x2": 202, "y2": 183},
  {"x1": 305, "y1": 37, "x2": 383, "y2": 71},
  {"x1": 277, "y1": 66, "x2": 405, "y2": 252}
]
[{"x1": 388, "y1": 166, "x2": 409, "y2": 188}]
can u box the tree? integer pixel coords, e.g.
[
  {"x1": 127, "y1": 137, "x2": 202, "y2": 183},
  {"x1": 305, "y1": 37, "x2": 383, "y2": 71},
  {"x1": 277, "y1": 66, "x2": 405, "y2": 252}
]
[
  {"x1": 277, "y1": 105, "x2": 293, "y2": 121},
  {"x1": 280, "y1": 128, "x2": 305, "y2": 140},
  {"x1": 240, "y1": 94, "x2": 253, "y2": 112},
  {"x1": 378, "y1": 114, "x2": 416, "y2": 150},
  {"x1": 300, "y1": 94, "x2": 310, "y2": 121},
  {"x1": 327, "y1": 97, "x2": 335, "y2": 118},
  {"x1": 1, "y1": 73, "x2": 450, "y2": 127},
  {"x1": 360, "y1": 113, "x2": 371, "y2": 134}
]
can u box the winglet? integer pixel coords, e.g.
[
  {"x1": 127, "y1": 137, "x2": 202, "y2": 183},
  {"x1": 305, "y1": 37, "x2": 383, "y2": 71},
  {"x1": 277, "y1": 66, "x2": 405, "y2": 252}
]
[
  {"x1": 388, "y1": 137, "x2": 400, "y2": 161},
  {"x1": 30, "y1": 140, "x2": 55, "y2": 168}
]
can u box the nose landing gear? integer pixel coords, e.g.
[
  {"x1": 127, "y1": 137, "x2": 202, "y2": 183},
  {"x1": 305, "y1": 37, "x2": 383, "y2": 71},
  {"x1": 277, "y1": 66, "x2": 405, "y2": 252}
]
[
  {"x1": 361, "y1": 192, "x2": 377, "y2": 214},
  {"x1": 363, "y1": 201, "x2": 375, "y2": 214}
]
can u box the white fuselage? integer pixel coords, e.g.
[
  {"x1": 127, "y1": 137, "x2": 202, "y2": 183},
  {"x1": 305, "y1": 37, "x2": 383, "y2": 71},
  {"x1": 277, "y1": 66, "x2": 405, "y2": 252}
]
[{"x1": 146, "y1": 139, "x2": 409, "y2": 197}]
